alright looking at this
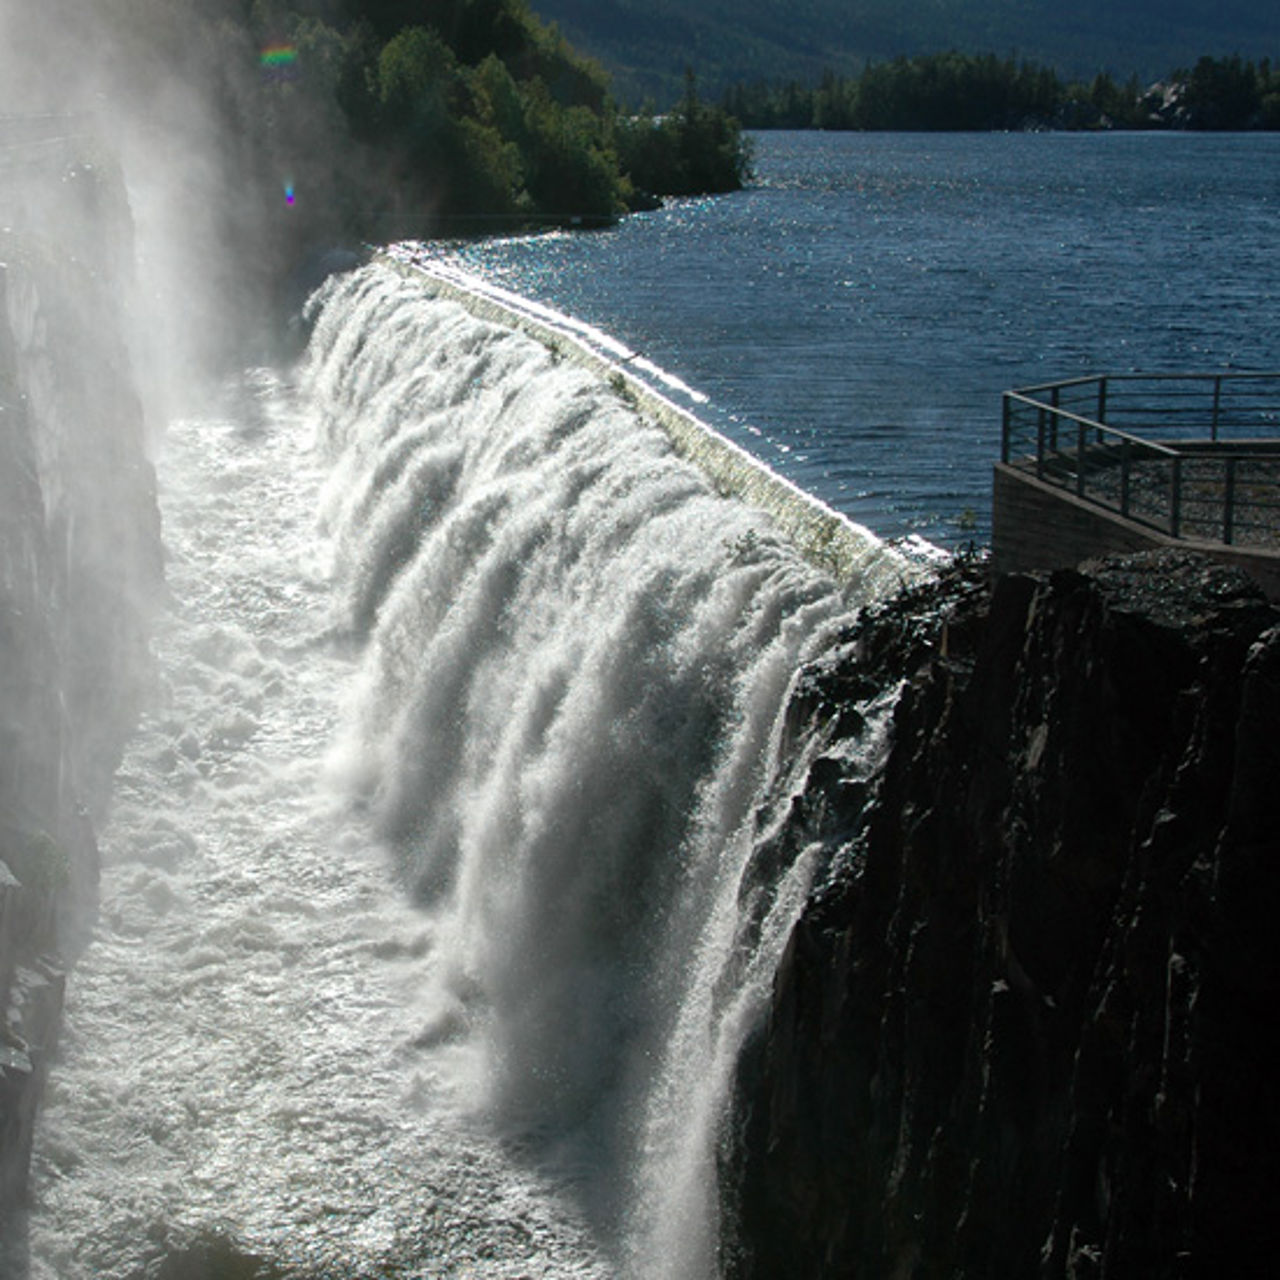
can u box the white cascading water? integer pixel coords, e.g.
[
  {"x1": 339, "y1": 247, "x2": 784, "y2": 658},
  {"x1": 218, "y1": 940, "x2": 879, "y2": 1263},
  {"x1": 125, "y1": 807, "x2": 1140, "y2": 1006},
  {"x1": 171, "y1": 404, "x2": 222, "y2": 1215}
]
[{"x1": 25, "y1": 261, "x2": 907, "y2": 1278}]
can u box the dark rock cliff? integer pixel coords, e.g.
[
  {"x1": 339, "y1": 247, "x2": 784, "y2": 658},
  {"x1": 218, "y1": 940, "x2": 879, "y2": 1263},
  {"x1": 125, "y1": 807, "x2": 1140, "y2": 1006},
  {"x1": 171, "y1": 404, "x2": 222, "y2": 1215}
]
[
  {"x1": 0, "y1": 169, "x2": 161, "y2": 1207},
  {"x1": 725, "y1": 550, "x2": 1280, "y2": 1278}
]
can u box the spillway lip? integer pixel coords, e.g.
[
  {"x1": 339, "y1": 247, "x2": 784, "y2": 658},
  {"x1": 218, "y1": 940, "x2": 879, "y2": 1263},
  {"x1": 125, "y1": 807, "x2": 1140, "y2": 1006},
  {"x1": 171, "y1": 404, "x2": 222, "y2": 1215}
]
[{"x1": 374, "y1": 244, "x2": 935, "y2": 593}]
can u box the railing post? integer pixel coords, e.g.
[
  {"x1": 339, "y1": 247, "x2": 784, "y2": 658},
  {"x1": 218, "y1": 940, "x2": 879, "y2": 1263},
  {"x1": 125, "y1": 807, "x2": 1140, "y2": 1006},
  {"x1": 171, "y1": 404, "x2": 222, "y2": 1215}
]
[
  {"x1": 1001, "y1": 373, "x2": 1280, "y2": 546},
  {"x1": 1223, "y1": 456, "x2": 1236, "y2": 545}
]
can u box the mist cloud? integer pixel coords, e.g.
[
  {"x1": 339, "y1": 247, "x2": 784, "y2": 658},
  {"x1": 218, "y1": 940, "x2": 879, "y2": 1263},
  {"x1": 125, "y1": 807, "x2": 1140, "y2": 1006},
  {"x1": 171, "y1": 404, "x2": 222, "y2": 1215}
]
[{"x1": 0, "y1": 0, "x2": 357, "y2": 411}]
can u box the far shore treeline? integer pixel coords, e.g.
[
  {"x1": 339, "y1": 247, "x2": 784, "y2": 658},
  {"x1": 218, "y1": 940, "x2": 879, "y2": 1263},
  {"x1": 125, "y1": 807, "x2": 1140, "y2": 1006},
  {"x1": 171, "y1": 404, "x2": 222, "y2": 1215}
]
[{"x1": 721, "y1": 51, "x2": 1280, "y2": 132}]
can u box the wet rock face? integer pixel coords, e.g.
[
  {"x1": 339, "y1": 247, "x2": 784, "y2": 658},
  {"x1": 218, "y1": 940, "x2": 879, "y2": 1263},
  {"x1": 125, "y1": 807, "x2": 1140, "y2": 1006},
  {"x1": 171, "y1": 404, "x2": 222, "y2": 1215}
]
[
  {"x1": 724, "y1": 551, "x2": 1280, "y2": 1279},
  {"x1": 0, "y1": 223, "x2": 161, "y2": 1208}
]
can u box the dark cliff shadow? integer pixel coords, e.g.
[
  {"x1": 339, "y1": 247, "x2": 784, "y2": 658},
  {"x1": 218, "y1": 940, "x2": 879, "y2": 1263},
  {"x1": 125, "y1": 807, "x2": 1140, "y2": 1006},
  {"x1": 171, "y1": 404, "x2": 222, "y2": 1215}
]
[{"x1": 0, "y1": 1208, "x2": 31, "y2": 1280}]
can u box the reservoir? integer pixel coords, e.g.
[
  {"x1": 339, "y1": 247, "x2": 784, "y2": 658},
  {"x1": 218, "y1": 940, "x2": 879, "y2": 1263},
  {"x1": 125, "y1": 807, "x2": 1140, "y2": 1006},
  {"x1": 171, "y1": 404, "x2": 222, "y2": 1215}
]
[{"x1": 432, "y1": 129, "x2": 1280, "y2": 548}]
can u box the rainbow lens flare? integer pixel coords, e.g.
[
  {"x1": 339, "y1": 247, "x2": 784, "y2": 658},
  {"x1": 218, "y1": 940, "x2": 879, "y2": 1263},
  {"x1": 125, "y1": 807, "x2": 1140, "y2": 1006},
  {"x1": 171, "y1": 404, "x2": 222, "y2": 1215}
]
[
  {"x1": 261, "y1": 46, "x2": 298, "y2": 68},
  {"x1": 284, "y1": 182, "x2": 296, "y2": 206}
]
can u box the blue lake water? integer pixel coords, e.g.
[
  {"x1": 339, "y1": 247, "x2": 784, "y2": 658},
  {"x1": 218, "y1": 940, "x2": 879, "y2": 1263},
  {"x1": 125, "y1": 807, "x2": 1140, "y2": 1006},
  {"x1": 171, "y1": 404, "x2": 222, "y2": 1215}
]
[{"x1": 429, "y1": 130, "x2": 1280, "y2": 548}]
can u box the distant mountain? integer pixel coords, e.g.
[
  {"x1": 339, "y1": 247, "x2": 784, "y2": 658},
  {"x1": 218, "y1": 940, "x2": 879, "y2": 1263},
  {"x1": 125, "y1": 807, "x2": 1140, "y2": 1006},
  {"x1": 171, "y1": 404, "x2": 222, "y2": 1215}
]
[{"x1": 528, "y1": 0, "x2": 1280, "y2": 106}]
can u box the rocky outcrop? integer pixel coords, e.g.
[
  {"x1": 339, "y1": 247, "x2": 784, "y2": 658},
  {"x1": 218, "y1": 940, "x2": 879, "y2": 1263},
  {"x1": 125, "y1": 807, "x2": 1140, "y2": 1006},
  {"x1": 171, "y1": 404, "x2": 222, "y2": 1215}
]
[
  {"x1": 725, "y1": 551, "x2": 1280, "y2": 1278},
  {"x1": 0, "y1": 162, "x2": 161, "y2": 1207}
]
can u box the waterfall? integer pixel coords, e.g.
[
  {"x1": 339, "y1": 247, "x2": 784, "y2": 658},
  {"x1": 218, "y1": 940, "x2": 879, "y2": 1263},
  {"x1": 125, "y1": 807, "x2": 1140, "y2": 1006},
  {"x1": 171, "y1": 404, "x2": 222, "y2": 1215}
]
[
  {"x1": 25, "y1": 258, "x2": 911, "y2": 1278},
  {"x1": 304, "y1": 262, "x2": 908, "y2": 1272}
]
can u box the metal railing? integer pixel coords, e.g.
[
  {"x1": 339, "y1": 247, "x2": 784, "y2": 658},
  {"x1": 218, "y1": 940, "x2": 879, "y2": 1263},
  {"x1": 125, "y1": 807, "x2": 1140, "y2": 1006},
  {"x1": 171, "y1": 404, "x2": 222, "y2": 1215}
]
[{"x1": 1002, "y1": 372, "x2": 1280, "y2": 546}]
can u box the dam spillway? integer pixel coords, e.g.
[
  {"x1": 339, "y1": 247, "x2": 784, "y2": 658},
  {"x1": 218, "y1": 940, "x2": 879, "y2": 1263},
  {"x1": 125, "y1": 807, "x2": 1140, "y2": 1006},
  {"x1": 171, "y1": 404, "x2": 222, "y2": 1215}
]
[{"x1": 14, "y1": 257, "x2": 910, "y2": 1277}]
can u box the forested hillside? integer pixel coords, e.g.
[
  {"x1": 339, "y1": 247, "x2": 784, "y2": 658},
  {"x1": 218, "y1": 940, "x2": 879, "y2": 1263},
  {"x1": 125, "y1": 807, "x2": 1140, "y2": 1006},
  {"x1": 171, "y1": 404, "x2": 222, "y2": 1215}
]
[
  {"x1": 236, "y1": 0, "x2": 747, "y2": 232},
  {"x1": 529, "y1": 0, "x2": 1280, "y2": 106}
]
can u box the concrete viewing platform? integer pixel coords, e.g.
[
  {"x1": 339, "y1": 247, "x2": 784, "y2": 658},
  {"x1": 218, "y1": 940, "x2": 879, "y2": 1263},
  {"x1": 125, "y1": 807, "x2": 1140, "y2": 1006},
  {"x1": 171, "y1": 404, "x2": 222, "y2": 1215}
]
[{"x1": 991, "y1": 371, "x2": 1280, "y2": 598}]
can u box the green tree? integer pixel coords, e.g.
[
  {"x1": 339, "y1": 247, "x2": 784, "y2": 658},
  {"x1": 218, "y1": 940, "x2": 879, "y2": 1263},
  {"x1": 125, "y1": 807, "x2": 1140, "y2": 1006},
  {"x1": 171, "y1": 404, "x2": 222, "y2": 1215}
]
[
  {"x1": 617, "y1": 82, "x2": 750, "y2": 197},
  {"x1": 522, "y1": 86, "x2": 624, "y2": 220},
  {"x1": 1184, "y1": 54, "x2": 1261, "y2": 129}
]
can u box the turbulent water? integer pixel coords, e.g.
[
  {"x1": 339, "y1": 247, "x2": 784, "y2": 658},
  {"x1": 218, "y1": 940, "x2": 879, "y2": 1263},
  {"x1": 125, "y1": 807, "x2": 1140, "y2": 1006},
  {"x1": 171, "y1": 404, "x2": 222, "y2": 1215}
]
[{"x1": 22, "y1": 262, "x2": 906, "y2": 1278}]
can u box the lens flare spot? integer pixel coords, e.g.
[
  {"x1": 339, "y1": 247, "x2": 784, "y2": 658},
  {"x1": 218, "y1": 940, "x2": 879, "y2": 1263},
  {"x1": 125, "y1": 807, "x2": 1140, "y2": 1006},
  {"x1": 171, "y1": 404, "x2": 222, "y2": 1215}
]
[
  {"x1": 284, "y1": 182, "x2": 296, "y2": 206},
  {"x1": 261, "y1": 45, "x2": 298, "y2": 68}
]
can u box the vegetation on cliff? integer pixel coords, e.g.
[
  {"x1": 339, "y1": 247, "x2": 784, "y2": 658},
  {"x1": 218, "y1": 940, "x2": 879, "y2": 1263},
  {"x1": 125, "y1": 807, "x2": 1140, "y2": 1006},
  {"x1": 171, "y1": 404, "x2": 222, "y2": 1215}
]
[
  {"x1": 3, "y1": 0, "x2": 749, "y2": 363},
  {"x1": 722, "y1": 51, "x2": 1280, "y2": 131},
  {"x1": 180, "y1": 0, "x2": 749, "y2": 241}
]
